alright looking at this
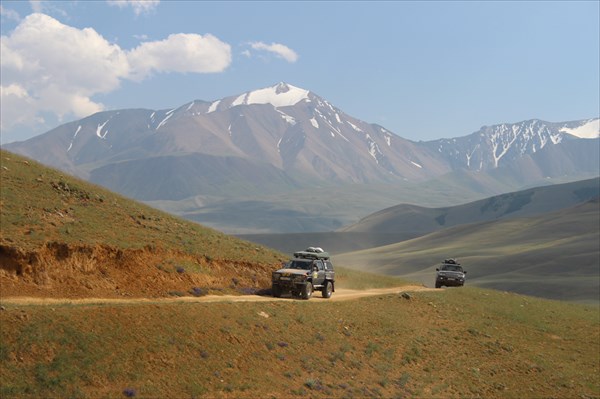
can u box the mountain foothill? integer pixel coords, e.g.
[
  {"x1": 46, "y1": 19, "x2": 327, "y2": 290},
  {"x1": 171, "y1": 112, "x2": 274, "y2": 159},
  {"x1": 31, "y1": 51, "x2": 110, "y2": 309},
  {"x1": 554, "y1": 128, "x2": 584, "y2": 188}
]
[{"x1": 2, "y1": 82, "x2": 599, "y2": 303}]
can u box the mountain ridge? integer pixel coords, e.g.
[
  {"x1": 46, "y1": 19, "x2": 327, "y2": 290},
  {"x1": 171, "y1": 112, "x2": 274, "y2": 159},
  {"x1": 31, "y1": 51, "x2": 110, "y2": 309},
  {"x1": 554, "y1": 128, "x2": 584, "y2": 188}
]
[{"x1": 4, "y1": 82, "x2": 599, "y2": 233}]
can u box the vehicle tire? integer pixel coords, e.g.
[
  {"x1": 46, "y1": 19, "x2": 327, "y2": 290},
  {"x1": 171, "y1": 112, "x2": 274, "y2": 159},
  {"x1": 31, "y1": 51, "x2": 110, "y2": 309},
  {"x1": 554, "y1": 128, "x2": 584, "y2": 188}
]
[
  {"x1": 301, "y1": 282, "x2": 313, "y2": 300},
  {"x1": 322, "y1": 281, "x2": 332, "y2": 298},
  {"x1": 272, "y1": 285, "x2": 282, "y2": 298}
]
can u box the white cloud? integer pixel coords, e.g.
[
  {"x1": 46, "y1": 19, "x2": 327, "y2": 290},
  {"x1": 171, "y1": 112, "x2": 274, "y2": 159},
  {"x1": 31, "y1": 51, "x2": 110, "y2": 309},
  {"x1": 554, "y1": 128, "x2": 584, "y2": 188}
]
[
  {"x1": 0, "y1": 13, "x2": 232, "y2": 137},
  {"x1": 128, "y1": 33, "x2": 231, "y2": 80},
  {"x1": 0, "y1": 83, "x2": 44, "y2": 131},
  {"x1": 107, "y1": 0, "x2": 160, "y2": 16},
  {"x1": 250, "y1": 41, "x2": 299, "y2": 63}
]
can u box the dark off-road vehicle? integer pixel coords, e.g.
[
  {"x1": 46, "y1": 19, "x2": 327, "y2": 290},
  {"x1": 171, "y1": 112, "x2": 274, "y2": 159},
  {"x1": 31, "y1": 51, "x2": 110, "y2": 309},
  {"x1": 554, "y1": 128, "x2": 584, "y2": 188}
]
[
  {"x1": 271, "y1": 248, "x2": 335, "y2": 300},
  {"x1": 435, "y1": 259, "x2": 467, "y2": 288}
]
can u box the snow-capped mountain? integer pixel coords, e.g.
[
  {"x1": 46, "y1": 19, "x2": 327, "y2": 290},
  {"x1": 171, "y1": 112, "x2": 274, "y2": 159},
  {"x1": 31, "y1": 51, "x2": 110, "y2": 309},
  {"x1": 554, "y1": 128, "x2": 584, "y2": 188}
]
[
  {"x1": 425, "y1": 118, "x2": 599, "y2": 171},
  {"x1": 4, "y1": 82, "x2": 598, "y2": 232}
]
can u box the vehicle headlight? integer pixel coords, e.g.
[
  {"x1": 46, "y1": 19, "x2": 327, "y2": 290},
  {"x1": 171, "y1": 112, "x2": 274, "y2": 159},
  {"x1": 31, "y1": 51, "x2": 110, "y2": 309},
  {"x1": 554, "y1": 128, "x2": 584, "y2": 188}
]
[
  {"x1": 294, "y1": 275, "x2": 307, "y2": 282},
  {"x1": 272, "y1": 273, "x2": 281, "y2": 279}
]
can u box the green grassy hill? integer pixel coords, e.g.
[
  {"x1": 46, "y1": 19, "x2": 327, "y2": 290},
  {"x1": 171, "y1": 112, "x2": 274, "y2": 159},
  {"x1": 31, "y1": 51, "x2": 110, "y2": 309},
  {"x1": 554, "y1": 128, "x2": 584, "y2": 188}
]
[
  {"x1": 335, "y1": 198, "x2": 600, "y2": 303},
  {"x1": 339, "y1": 177, "x2": 599, "y2": 239},
  {"x1": 1, "y1": 287, "x2": 598, "y2": 398},
  {"x1": 0, "y1": 149, "x2": 412, "y2": 298},
  {"x1": 238, "y1": 178, "x2": 599, "y2": 254},
  {"x1": 1, "y1": 151, "x2": 599, "y2": 398},
  {"x1": 0, "y1": 149, "x2": 288, "y2": 298}
]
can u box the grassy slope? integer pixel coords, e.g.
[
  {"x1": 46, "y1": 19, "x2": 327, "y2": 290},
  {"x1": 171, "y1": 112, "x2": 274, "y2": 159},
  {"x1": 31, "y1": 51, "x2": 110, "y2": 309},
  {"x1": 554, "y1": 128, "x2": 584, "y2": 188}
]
[
  {"x1": 0, "y1": 149, "x2": 281, "y2": 261},
  {"x1": 238, "y1": 177, "x2": 599, "y2": 254},
  {"x1": 1, "y1": 151, "x2": 599, "y2": 398},
  {"x1": 335, "y1": 199, "x2": 600, "y2": 303},
  {"x1": 0, "y1": 150, "x2": 410, "y2": 298},
  {"x1": 1, "y1": 287, "x2": 598, "y2": 398},
  {"x1": 340, "y1": 177, "x2": 600, "y2": 234},
  {"x1": 0, "y1": 150, "x2": 289, "y2": 298}
]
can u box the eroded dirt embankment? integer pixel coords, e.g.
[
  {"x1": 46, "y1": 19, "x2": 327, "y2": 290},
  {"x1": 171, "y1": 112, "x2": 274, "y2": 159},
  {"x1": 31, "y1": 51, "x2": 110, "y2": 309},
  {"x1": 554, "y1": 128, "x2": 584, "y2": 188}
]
[{"x1": 0, "y1": 242, "x2": 274, "y2": 299}]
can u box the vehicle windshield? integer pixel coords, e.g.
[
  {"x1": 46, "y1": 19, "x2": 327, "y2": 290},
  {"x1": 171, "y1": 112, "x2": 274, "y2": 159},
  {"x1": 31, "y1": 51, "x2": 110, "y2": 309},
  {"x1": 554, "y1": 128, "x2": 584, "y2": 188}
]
[
  {"x1": 441, "y1": 265, "x2": 463, "y2": 272},
  {"x1": 287, "y1": 260, "x2": 312, "y2": 270}
]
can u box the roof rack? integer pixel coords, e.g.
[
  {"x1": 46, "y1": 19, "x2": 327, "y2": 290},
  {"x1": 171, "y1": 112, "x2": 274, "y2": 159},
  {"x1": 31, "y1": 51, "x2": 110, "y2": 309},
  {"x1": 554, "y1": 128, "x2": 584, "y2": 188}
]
[
  {"x1": 443, "y1": 258, "x2": 460, "y2": 265},
  {"x1": 293, "y1": 250, "x2": 330, "y2": 260}
]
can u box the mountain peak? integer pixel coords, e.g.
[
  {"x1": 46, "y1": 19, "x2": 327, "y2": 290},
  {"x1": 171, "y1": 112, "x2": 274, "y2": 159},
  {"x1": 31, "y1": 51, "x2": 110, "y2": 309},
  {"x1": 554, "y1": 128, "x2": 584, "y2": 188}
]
[
  {"x1": 274, "y1": 82, "x2": 292, "y2": 94},
  {"x1": 231, "y1": 82, "x2": 310, "y2": 108}
]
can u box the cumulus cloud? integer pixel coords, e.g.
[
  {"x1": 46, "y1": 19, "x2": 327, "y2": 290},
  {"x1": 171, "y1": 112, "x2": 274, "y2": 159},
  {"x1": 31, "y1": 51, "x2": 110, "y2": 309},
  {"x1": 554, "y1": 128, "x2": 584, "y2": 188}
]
[
  {"x1": 128, "y1": 33, "x2": 232, "y2": 80},
  {"x1": 0, "y1": 13, "x2": 231, "y2": 134},
  {"x1": 107, "y1": 0, "x2": 160, "y2": 16},
  {"x1": 250, "y1": 41, "x2": 299, "y2": 63}
]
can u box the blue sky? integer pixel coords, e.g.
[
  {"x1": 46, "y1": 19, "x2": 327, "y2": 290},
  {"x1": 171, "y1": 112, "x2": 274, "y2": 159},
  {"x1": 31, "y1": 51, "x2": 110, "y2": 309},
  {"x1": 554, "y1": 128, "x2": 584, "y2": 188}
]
[{"x1": 1, "y1": 0, "x2": 598, "y2": 144}]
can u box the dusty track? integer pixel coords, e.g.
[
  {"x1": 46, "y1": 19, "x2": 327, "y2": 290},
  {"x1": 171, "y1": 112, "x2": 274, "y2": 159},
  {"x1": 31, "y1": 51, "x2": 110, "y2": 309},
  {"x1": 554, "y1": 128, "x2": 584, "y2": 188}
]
[{"x1": 0, "y1": 285, "x2": 437, "y2": 306}]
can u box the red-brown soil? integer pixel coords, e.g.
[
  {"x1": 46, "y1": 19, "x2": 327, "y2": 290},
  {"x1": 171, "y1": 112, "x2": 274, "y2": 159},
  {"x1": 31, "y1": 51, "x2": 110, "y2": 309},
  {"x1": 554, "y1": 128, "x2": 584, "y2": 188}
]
[{"x1": 0, "y1": 242, "x2": 275, "y2": 299}]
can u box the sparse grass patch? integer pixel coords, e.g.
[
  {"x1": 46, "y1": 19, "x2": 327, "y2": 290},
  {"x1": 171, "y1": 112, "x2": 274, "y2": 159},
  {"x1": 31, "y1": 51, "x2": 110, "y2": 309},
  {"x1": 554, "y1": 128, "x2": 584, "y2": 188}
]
[
  {"x1": 1, "y1": 272, "x2": 598, "y2": 399},
  {"x1": 334, "y1": 266, "x2": 412, "y2": 290},
  {"x1": 0, "y1": 150, "x2": 286, "y2": 264},
  {"x1": 364, "y1": 341, "x2": 380, "y2": 357}
]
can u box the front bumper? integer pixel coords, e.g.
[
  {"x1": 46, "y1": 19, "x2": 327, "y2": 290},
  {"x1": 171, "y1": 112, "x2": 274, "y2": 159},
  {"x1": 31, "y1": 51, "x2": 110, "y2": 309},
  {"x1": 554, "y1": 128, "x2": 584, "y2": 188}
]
[
  {"x1": 272, "y1": 276, "x2": 308, "y2": 290},
  {"x1": 436, "y1": 277, "x2": 465, "y2": 287}
]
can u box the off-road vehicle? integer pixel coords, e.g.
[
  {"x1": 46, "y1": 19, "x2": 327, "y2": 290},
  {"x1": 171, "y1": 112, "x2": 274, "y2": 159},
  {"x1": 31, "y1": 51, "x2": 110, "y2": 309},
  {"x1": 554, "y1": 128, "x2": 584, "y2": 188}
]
[
  {"x1": 435, "y1": 258, "x2": 467, "y2": 288},
  {"x1": 271, "y1": 247, "x2": 335, "y2": 300}
]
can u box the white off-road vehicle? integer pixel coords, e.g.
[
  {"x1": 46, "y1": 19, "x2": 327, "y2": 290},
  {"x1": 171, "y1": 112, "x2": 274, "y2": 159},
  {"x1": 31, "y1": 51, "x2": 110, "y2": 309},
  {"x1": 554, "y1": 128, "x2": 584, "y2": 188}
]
[{"x1": 271, "y1": 247, "x2": 335, "y2": 300}]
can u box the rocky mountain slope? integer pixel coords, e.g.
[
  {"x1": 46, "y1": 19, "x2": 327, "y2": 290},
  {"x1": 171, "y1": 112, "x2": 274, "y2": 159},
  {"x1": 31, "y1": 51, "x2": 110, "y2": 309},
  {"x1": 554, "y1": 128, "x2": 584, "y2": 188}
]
[{"x1": 4, "y1": 82, "x2": 598, "y2": 232}]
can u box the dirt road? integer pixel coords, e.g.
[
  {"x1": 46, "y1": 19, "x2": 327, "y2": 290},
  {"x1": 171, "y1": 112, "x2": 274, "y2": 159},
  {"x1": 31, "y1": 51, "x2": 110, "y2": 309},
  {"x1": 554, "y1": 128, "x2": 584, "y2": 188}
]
[{"x1": 0, "y1": 285, "x2": 437, "y2": 306}]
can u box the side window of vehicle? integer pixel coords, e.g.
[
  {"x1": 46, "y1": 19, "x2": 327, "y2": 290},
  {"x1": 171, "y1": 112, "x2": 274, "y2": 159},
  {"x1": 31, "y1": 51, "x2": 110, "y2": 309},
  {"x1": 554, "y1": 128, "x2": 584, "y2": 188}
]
[
  {"x1": 317, "y1": 261, "x2": 324, "y2": 271},
  {"x1": 325, "y1": 261, "x2": 331, "y2": 270}
]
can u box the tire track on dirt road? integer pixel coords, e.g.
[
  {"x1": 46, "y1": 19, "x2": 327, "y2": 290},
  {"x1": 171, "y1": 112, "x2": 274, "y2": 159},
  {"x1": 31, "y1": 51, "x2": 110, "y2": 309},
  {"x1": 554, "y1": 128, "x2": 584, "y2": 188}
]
[{"x1": 1, "y1": 285, "x2": 438, "y2": 306}]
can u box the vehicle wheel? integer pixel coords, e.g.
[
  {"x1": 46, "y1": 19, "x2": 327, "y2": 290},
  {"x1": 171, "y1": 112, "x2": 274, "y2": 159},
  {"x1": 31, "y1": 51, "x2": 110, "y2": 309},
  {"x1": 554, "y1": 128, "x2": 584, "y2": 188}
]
[
  {"x1": 272, "y1": 285, "x2": 282, "y2": 298},
  {"x1": 322, "y1": 281, "x2": 332, "y2": 298},
  {"x1": 301, "y1": 282, "x2": 313, "y2": 300}
]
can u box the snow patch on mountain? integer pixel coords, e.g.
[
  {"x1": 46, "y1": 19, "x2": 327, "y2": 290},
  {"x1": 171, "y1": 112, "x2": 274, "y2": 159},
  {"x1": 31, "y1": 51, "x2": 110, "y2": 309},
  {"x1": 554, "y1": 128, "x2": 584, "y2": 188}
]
[
  {"x1": 310, "y1": 118, "x2": 319, "y2": 129},
  {"x1": 207, "y1": 100, "x2": 220, "y2": 114},
  {"x1": 96, "y1": 120, "x2": 109, "y2": 139},
  {"x1": 232, "y1": 82, "x2": 309, "y2": 108},
  {"x1": 366, "y1": 134, "x2": 384, "y2": 164},
  {"x1": 347, "y1": 121, "x2": 363, "y2": 132},
  {"x1": 560, "y1": 119, "x2": 600, "y2": 139},
  {"x1": 277, "y1": 110, "x2": 296, "y2": 125},
  {"x1": 67, "y1": 125, "x2": 82, "y2": 152},
  {"x1": 156, "y1": 109, "x2": 175, "y2": 130}
]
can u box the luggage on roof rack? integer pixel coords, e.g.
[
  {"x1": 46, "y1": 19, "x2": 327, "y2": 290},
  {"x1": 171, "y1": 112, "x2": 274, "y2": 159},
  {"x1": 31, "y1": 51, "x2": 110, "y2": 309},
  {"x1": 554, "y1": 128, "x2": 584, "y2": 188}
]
[
  {"x1": 443, "y1": 258, "x2": 460, "y2": 265},
  {"x1": 294, "y1": 248, "x2": 330, "y2": 260}
]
